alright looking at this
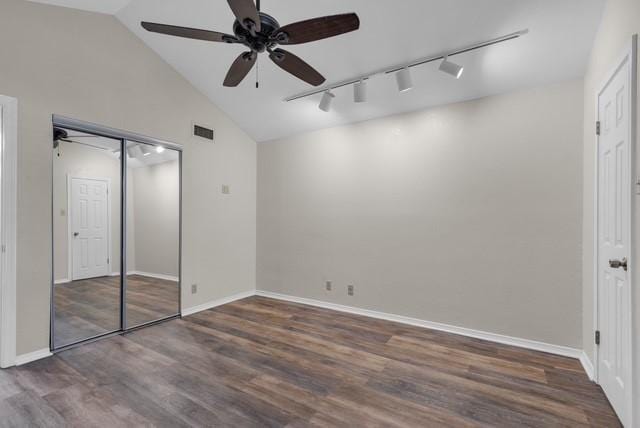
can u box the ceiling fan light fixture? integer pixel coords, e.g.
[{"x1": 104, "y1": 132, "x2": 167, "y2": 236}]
[
  {"x1": 439, "y1": 56, "x2": 464, "y2": 79},
  {"x1": 354, "y1": 80, "x2": 367, "y2": 103},
  {"x1": 396, "y1": 67, "x2": 413, "y2": 92},
  {"x1": 319, "y1": 91, "x2": 335, "y2": 112}
]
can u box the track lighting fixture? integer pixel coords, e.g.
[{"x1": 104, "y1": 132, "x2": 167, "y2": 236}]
[
  {"x1": 353, "y1": 80, "x2": 367, "y2": 103},
  {"x1": 156, "y1": 146, "x2": 165, "y2": 154},
  {"x1": 126, "y1": 146, "x2": 137, "y2": 159},
  {"x1": 319, "y1": 91, "x2": 335, "y2": 112},
  {"x1": 284, "y1": 29, "x2": 529, "y2": 105},
  {"x1": 139, "y1": 145, "x2": 152, "y2": 156},
  {"x1": 439, "y1": 56, "x2": 464, "y2": 79},
  {"x1": 396, "y1": 67, "x2": 413, "y2": 93}
]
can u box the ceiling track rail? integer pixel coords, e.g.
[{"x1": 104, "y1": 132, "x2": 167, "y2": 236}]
[{"x1": 284, "y1": 29, "x2": 529, "y2": 102}]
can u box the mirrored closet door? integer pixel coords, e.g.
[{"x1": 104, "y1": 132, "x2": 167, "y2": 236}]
[
  {"x1": 52, "y1": 128, "x2": 123, "y2": 349},
  {"x1": 125, "y1": 141, "x2": 180, "y2": 328},
  {"x1": 51, "y1": 118, "x2": 181, "y2": 351}
]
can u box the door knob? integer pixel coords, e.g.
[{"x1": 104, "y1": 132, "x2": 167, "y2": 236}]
[
  {"x1": 73, "y1": 232, "x2": 79, "y2": 237},
  {"x1": 609, "y1": 257, "x2": 628, "y2": 271}
]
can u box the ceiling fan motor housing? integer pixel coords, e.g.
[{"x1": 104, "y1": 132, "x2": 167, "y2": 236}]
[{"x1": 233, "y1": 13, "x2": 281, "y2": 53}]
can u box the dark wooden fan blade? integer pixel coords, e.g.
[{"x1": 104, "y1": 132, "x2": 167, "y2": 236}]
[
  {"x1": 227, "y1": 0, "x2": 261, "y2": 32},
  {"x1": 224, "y1": 51, "x2": 257, "y2": 87},
  {"x1": 269, "y1": 49, "x2": 325, "y2": 86},
  {"x1": 141, "y1": 22, "x2": 235, "y2": 43},
  {"x1": 275, "y1": 13, "x2": 360, "y2": 45}
]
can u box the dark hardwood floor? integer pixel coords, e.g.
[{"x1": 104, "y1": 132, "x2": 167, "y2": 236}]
[
  {"x1": 54, "y1": 275, "x2": 179, "y2": 348},
  {"x1": 2, "y1": 296, "x2": 620, "y2": 427}
]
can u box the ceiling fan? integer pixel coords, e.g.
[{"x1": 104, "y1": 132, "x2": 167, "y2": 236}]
[
  {"x1": 141, "y1": 0, "x2": 360, "y2": 87},
  {"x1": 53, "y1": 128, "x2": 101, "y2": 149}
]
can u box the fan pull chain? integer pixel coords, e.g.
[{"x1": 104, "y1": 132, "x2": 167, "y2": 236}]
[{"x1": 256, "y1": 56, "x2": 260, "y2": 89}]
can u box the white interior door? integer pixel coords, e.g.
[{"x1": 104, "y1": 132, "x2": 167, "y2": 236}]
[
  {"x1": 71, "y1": 177, "x2": 110, "y2": 280},
  {"x1": 596, "y1": 48, "x2": 634, "y2": 426}
]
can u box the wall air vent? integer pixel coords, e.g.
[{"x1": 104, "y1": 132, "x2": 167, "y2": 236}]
[{"x1": 193, "y1": 124, "x2": 214, "y2": 141}]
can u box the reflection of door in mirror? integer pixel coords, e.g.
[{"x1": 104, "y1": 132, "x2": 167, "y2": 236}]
[
  {"x1": 70, "y1": 177, "x2": 110, "y2": 281},
  {"x1": 52, "y1": 128, "x2": 122, "y2": 349},
  {"x1": 125, "y1": 141, "x2": 180, "y2": 328}
]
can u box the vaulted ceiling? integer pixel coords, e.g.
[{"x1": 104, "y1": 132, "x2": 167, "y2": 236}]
[{"x1": 28, "y1": 0, "x2": 605, "y2": 141}]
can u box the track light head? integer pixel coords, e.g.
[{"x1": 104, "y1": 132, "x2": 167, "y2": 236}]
[
  {"x1": 396, "y1": 67, "x2": 413, "y2": 92},
  {"x1": 354, "y1": 80, "x2": 367, "y2": 103},
  {"x1": 139, "y1": 145, "x2": 152, "y2": 156},
  {"x1": 126, "y1": 146, "x2": 137, "y2": 159},
  {"x1": 319, "y1": 91, "x2": 335, "y2": 112},
  {"x1": 156, "y1": 146, "x2": 165, "y2": 154},
  {"x1": 439, "y1": 57, "x2": 464, "y2": 79}
]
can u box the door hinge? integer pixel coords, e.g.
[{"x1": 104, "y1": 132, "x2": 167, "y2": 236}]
[
  {"x1": 596, "y1": 121, "x2": 601, "y2": 136},
  {"x1": 595, "y1": 330, "x2": 601, "y2": 346}
]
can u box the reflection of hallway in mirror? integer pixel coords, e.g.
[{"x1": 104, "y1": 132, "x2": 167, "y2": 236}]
[{"x1": 54, "y1": 274, "x2": 179, "y2": 346}]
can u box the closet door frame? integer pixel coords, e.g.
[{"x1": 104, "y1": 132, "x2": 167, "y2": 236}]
[{"x1": 50, "y1": 115, "x2": 182, "y2": 352}]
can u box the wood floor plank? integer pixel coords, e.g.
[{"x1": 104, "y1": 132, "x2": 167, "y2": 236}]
[
  {"x1": 53, "y1": 275, "x2": 179, "y2": 348},
  {"x1": 0, "y1": 296, "x2": 620, "y2": 427}
]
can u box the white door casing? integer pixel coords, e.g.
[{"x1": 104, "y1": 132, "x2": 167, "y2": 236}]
[
  {"x1": 0, "y1": 96, "x2": 17, "y2": 368},
  {"x1": 69, "y1": 177, "x2": 111, "y2": 281},
  {"x1": 595, "y1": 36, "x2": 636, "y2": 427}
]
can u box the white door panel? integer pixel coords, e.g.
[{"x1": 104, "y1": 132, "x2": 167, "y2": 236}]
[
  {"x1": 71, "y1": 177, "x2": 110, "y2": 280},
  {"x1": 597, "y1": 51, "x2": 633, "y2": 426}
]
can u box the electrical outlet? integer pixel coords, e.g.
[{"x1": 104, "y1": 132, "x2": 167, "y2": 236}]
[
  {"x1": 326, "y1": 281, "x2": 332, "y2": 291},
  {"x1": 348, "y1": 285, "x2": 354, "y2": 296},
  {"x1": 191, "y1": 284, "x2": 198, "y2": 294}
]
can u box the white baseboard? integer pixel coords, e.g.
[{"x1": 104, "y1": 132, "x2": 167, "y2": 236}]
[
  {"x1": 15, "y1": 348, "x2": 52, "y2": 366},
  {"x1": 255, "y1": 290, "x2": 583, "y2": 360},
  {"x1": 54, "y1": 278, "x2": 70, "y2": 285},
  {"x1": 129, "y1": 271, "x2": 179, "y2": 282},
  {"x1": 10, "y1": 290, "x2": 589, "y2": 373},
  {"x1": 182, "y1": 290, "x2": 255, "y2": 317},
  {"x1": 580, "y1": 351, "x2": 596, "y2": 381}
]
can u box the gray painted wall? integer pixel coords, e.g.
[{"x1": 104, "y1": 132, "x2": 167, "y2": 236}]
[
  {"x1": 0, "y1": 0, "x2": 256, "y2": 355},
  {"x1": 258, "y1": 80, "x2": 584, "y2": 348}
]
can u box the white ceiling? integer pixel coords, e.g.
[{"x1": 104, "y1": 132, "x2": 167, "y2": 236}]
[
  {"x1": 31, "y1": 1, "x2": 605, "y2": 142},
  {"x1": 28, "y1": 0, "x2": 131, "y2": 15}
]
